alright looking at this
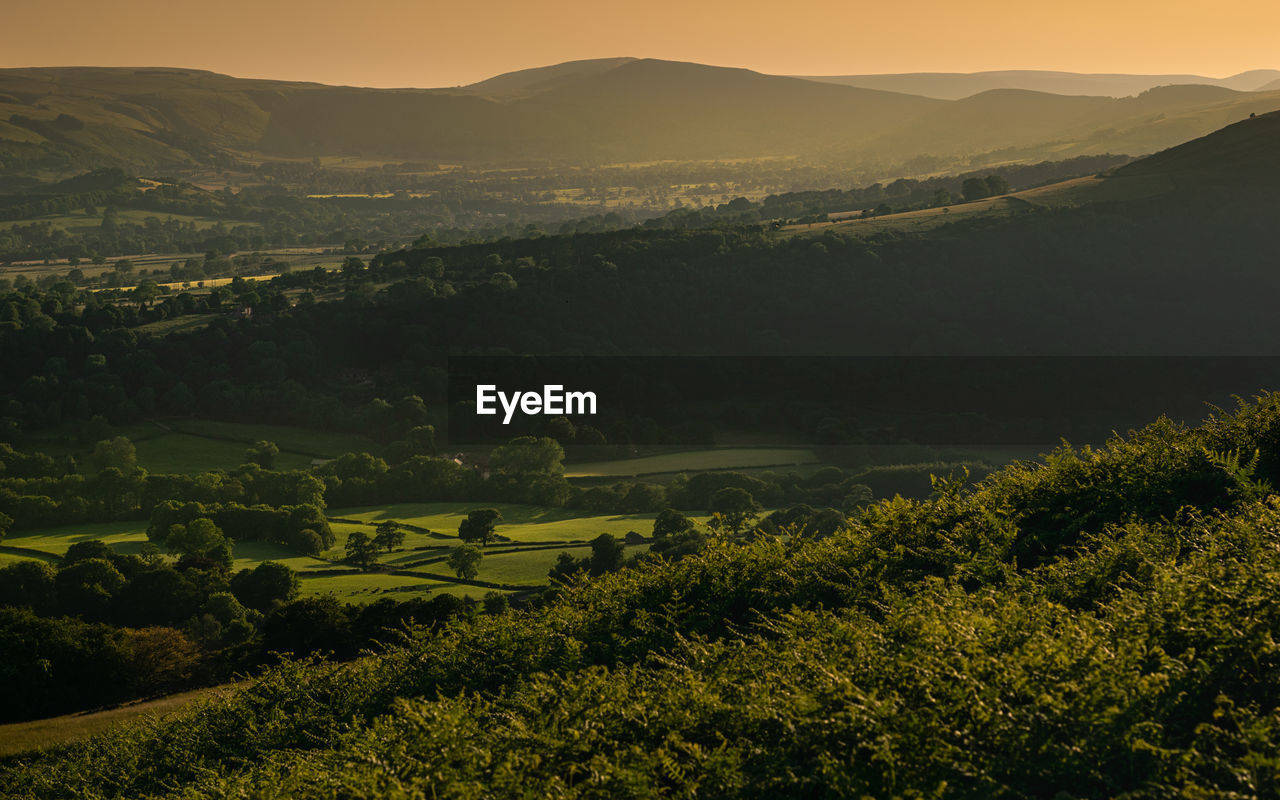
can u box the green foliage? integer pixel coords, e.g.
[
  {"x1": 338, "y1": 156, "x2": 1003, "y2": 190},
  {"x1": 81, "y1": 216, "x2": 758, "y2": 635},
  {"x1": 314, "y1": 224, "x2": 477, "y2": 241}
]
[
  {"x1": 164, "y1": 517, "x2": 233, "y2": 569},
  {"x1": 447, "y1": 545, "x2": 483, "y2": 580},
  {"x1": 457, "y1": 508, "x2": 502, "y2": 547},
  {"x1": 372, "y1": 521, "x2": 405, "y2": 552},
  {"x1": 88, "y1": 436, "x2": 136, "y2": 473},
  {"x1": 343, "y1": 531, "x2": 379, "y2": 571},
  {"x1": 244, "y1": 440, "x2": 280, "y2": 469},
  {"x1": 19, "y1": 398, "x2": 1280, "y2": 795}
]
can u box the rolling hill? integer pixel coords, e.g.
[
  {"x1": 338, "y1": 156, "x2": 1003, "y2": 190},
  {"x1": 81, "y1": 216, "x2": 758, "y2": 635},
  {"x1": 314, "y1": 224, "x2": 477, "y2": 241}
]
[
  {"x1": 2, "y1": 60, "x2": 1280, "y2": 177},
  {"x1": 801, "y1": 68, "x2": 1280, "y2": 99}
]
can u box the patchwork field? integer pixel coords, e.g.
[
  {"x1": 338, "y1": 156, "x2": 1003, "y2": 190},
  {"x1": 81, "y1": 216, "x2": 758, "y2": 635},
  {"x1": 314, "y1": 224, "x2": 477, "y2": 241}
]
[{"x1": 2, "y1": 504, "x2": 667, "y2": 601}]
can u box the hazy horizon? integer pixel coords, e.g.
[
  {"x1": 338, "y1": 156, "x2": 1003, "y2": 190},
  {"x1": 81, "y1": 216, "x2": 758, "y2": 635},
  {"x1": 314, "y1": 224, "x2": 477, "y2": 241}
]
[
  {"x1": 3, "y1": 0, "x2": 1278, "y2": 89},
  {"x1": 1, "y1": 59, "x2": 1276, "y2": 93}
]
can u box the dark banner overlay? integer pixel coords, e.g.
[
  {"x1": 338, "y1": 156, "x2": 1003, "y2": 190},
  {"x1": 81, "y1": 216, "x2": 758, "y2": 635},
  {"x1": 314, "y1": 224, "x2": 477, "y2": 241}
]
[{"x1": 445, "y1": 356, "x2": 1280, "y2": 448}]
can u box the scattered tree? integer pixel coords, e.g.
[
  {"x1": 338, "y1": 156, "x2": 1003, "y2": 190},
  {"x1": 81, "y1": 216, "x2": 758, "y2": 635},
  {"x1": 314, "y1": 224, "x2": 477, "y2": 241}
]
[
  {"x1": 447, "y1": 545, "x2": 483, "y2": 580},
  {"x1": 458, "y1": 508, "x2": 502, "y2": 547}
]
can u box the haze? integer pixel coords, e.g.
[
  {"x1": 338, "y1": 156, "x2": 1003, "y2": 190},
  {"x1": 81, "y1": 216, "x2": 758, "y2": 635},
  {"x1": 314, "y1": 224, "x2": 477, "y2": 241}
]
[{"x1": 2, "y1": 0, "x2": 1277, "y2": 88}]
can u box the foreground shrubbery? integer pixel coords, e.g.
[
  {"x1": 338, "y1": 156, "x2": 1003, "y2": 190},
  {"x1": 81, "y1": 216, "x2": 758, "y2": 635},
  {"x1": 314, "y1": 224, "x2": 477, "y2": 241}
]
[{"x1": 9, "y1": 397, "x2": 1280, "y2": 797}]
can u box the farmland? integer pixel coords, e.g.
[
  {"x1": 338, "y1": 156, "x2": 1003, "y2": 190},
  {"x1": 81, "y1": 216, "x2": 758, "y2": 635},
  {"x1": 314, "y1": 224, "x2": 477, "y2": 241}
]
[{"x1": 0, "y1": 503, "x2": 670, "y2": 603}]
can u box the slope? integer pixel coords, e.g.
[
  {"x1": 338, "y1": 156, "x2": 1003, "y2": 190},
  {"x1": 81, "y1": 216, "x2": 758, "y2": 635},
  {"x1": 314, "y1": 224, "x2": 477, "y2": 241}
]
[{"x1": 9, "y1": 394, "x2": 1280, "y2": 796}]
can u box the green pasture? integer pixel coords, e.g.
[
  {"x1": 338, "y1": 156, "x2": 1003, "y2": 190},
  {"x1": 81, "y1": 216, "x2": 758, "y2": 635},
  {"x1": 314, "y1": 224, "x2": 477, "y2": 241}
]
[
  {"x1": 298, "y1": 572, "x2": 456, "y2": 602},
  {"x1": 331, "y1": 503, "x2": 663, "y2": 544},
  {"x1": 132, "y1": 432, "x2": 311, "y2": 475},
  {"x1": 4, "y1": 520, "x2": 150, "y2": 556}
]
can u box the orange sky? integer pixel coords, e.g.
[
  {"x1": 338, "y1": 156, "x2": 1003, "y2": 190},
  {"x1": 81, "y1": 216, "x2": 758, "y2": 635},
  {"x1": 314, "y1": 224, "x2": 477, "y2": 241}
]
[{"x1": 2, "y1": 0, "x2": 1277, "y2": 87}]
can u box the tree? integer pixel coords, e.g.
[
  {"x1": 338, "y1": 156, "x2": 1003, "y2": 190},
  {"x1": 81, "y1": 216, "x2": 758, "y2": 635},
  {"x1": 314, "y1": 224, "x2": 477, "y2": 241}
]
[
  {"x1": 166, "y1": 518, "x2": 233, "y2": 569},
  {"x1": 90, "y1": 436, "x2": 136, "y2": 473},
  {"x1": 962, "y1": 178, "x2": 990, "y2": 202},
  {"x1": 55, "y1": 558, "x2": 126, "y2": 619},
  {"x1": 482, "y1": 592, "x2": 509, "y2": 615},
  {"x1": 547, "y1": 551, "x2": 585, "y2": 584},
  {"x1": 230, "y1": 561, "x2": 299, "y2": 612},
  {"x1": 344, "y1": 531, "x2": 379, "y2": 571},
  {"x1": 0, "y1": 510, "x2": 12, "y2": 543},
  {"x1": 489, "y1": 436, "x2": 565, "y2": 477},
  {"x1": 588, "y1": 533, "x2": 624, "y2": 575},
  {"x1": 458, "y1": 508, "x2": 502, "y2": 547},
  {"x1": 447, "y1": 545, "x2": 483, "y2": 580},
  {"x1": 133, "y1": 279, "x2": 162, "y2": 308},
  {"x1": 0, "y1": 560, "x2": 56, "y2": 612},
  {"x1": 708, "y1": 487, "x2": 762, "y2": 536},
  {"x1": 653, "y1": 508, "x2": 695, "y2": 539},
  {"x1": 64, "y1": 539, "x2": 117, "y2": 565},
  {"x1": 244, "y1": 440, "x2": 279, "y2": 469},
  {"x1": 985, "y1": 174, "x2": 1010, "y2": 196},
  {"x1": 372, "y1": 521, "x2": 406, "y2": 552}
]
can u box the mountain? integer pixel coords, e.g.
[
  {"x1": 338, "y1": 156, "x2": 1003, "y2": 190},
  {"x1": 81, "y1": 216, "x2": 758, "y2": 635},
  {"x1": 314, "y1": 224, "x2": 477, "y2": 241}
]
[
  {"x1": 1257, "y1": 77, "x2": 1280, "y2": 93},
  {"x1": 2, "y1": 60, "x2": 1279, "y2": 178},
  {"x1": 0, "y1": 62, "x2": 942, "y2": 171},
  {"x1": 801, "y1": 69, "x2": 1280, "y2": 99}
]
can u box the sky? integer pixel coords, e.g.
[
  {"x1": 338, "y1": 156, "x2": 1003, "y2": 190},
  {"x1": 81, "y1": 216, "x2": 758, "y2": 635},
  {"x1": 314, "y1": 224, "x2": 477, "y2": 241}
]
[{"x1": 2, "y1": 0, "x2": 1277, "y2": 88}]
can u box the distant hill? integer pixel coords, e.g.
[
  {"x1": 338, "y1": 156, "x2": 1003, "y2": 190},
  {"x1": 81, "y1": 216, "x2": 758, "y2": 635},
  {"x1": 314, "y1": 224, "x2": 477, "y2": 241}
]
[
  {"x1": 800, "y1": 69, "x2": 1280, "y2": 99},
  {"x1": 2, "y1": 61, "x2": 1280, "y2": 177},
  {"x1": 1257, "y1": 78, "x2": 1280, "y2": 93},
  {"x1": 853, "y1": 84, "x2": 1280, "y2": 162},
  {"x1": 462, "y1": 57, "x2": 639, "y2": 98}
]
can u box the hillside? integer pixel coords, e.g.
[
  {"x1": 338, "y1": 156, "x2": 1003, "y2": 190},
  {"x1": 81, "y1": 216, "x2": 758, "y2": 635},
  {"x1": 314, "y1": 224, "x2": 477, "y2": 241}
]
[
  {"x1": 4, "y1": 61, "x2": 1280, "y2": 178},
  {"x1": 803, "y1": 68, "x2": 1280, "y2": 99},
  {"x1": 1114, "y1": 108, "x2": 1280, "y2": 185},
  {"x1": 9, "y1": 395, "x2": 1280, "y2": 796},
  {"x1": 855, "y1": 83, "x2": 1280, "y2": 162}
]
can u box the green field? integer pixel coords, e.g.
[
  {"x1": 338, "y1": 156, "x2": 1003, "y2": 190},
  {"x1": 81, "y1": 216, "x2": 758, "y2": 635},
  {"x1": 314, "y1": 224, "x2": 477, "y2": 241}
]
[
  {"x1": 14, "y1": 418, "x2": 377, "y2": 477},
  {"x1": 5, "y1": 520, "x2": 151, "y2": 556},
  {"x1": 132, "y1": 432, "x2": 315, "y2": 474},
  {"x1": 2, "y1": 504, "x2": 667, "y2": 600},
  {"x1": 565, "y1": 447, "x2": 819, "y2": 477},
  {"x1": 0, "y1": 208, "x2": 252, "y2": 234},
  {"x1": 332, "y1": 502, "x2": 663, "y2": 544}
]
